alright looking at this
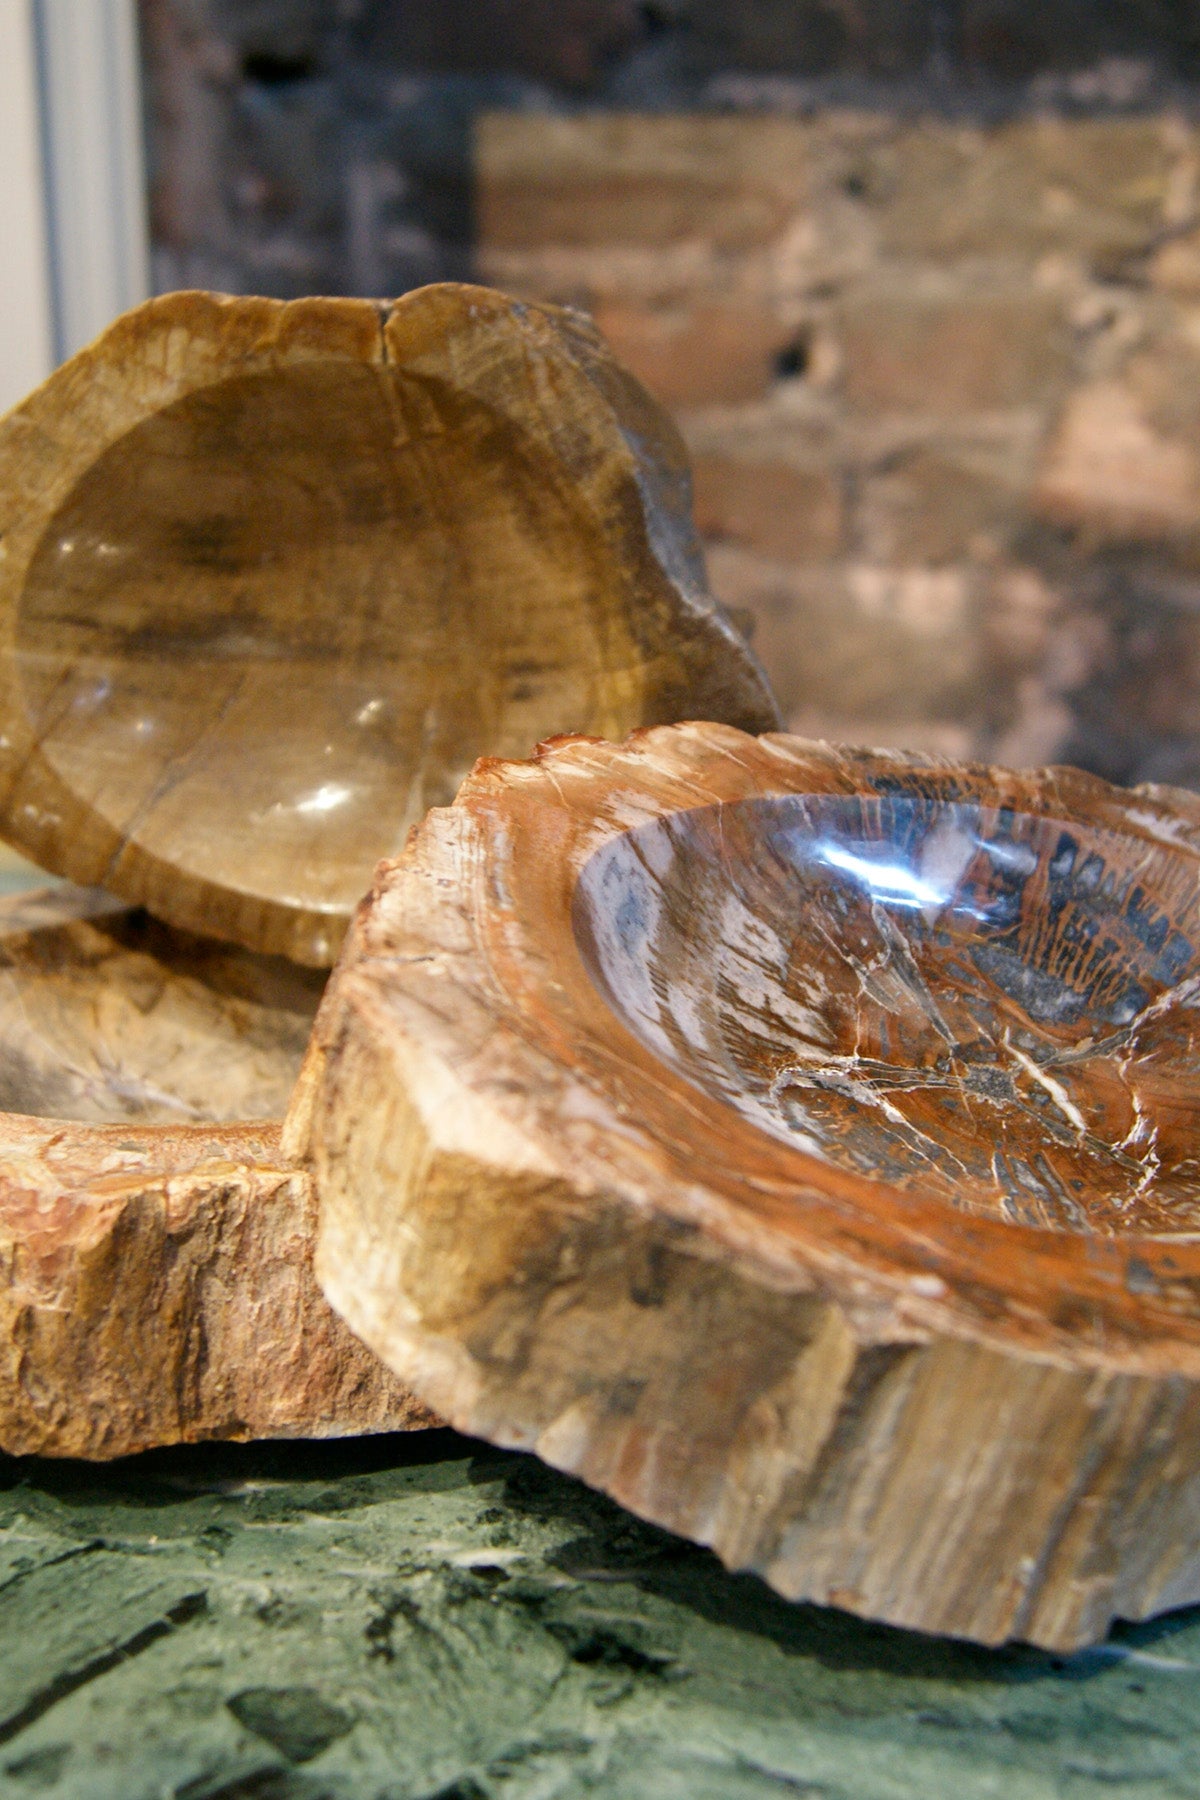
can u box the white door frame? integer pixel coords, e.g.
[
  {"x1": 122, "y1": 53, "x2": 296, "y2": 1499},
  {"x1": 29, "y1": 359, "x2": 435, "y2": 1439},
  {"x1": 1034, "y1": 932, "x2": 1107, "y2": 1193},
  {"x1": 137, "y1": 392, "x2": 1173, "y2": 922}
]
[
  {"x1": 0, "y1": 0, "x2": 54, "y2": 412},
  {"x1": 0, "y1": 0, "x2": 150, "y2": 415}
]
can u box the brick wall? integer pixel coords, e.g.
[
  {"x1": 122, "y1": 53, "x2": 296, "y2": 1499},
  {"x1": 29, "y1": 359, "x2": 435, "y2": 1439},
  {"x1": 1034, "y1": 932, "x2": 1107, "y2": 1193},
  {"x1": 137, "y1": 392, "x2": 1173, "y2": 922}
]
[
  {"x1": 142, "y1": 2, "x2": 1200, "y2": 300},
  {"x1": 478, "y1": 110, "x2": 1200, "y2": 785},
  {"x1": 141, "y1": 2, "x2": 1200, "y2": 786}
]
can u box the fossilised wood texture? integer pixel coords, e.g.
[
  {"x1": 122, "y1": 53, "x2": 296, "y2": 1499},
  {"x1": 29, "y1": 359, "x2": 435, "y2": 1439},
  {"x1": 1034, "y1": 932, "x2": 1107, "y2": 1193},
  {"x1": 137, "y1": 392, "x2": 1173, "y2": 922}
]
[
  {"x1": 0, "y1": 886, "x2": 431, "y2": 1456},
  {"x1": 299, "y1": 722, "x2": 1200, "y2": 1651},
  {"x1": 0, "y1": 283, "x2": 777, "y2": 966},
  {"x1": 0, "y1": 884, "x2": 323, "y2": 1124},
  {"x1": 0, "y1": 1113, "x2": 432, "y2": 1459}
]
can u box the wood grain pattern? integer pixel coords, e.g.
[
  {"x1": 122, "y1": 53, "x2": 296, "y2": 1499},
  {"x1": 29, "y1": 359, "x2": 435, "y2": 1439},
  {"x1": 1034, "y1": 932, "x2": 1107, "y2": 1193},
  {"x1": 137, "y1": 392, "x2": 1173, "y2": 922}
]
[
  {"x1": 299, "y1": 723, "x2": 1200, "y2": 1649},
  {"x1": 0, "y1": 1110, "x2": 434, "y2": 1459},
  {"x1": 0, "y1": 285, "x2": 777, "y2": 964}
]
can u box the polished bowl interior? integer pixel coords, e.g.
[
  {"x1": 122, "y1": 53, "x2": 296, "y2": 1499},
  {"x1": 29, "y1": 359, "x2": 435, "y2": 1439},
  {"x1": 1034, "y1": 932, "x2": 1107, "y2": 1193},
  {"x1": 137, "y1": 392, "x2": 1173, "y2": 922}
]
[
  {"x1": 0, "y1": 289, "x2": 779, "y2": 965},
  {"x1": 16, "y1": 363, "x2": 631, "y2": 952},
  {"x1": 575, "y1": 792, "x2": 1200, "y2": 1235}
]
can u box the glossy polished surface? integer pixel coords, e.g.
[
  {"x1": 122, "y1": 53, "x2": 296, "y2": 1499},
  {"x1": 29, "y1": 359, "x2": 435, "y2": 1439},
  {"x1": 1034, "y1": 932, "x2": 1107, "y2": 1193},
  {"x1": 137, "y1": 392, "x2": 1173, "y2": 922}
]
[
  {"x1": 17, "y1": 363, "x2": 617, "y2": 949},
  {"x1": 0, "y1": 288, "x2": 777, "y2": 962},
  {"x1": 577, "y1": 792, "x2": 1200, "y2": 1235}
]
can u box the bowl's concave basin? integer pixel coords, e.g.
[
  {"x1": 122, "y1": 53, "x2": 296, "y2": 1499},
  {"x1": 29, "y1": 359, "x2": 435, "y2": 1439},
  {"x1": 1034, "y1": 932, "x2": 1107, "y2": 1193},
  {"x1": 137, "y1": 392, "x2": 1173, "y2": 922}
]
[
  {"x1": 574, "y1": 792, "x2": 1200, "y2": 1235},
  {"x1": 0, "y1": 888, "x2": 324, "y2": 1125},
  {"x1": 16, "y1": 362, "x2": 632, "y2": 947}
]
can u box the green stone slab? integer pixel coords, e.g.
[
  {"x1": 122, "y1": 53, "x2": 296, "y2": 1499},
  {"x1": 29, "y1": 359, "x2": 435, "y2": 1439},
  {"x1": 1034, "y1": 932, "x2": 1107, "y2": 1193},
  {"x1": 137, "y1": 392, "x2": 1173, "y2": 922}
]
[{"x1": 2, "y1": 1432, "x2": 1199, "y2": 1799}]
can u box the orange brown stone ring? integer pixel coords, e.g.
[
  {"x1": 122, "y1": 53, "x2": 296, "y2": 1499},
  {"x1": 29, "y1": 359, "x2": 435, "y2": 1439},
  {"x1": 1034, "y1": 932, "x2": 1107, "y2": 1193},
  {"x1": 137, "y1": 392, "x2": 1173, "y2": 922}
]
[{"x1": 298, "y1": 722, "x2": 1200, "y2": 1650}]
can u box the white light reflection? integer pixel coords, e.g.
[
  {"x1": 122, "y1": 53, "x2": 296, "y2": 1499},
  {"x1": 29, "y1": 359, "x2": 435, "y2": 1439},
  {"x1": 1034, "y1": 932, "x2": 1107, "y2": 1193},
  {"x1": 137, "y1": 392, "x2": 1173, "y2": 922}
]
[
  {"x1": 72, "y1": 678, "x2": 112, "y2": 712},
  {"x1": 813, "y1": 841, "x2": 948, "y2": 909},
  {"x1": 294, "y1": 782, "x2": 353, "y2": 815}
]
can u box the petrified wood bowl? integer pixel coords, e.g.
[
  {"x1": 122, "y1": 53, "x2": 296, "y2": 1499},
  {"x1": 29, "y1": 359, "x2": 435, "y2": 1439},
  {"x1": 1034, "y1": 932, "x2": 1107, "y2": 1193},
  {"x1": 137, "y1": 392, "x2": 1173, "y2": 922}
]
[
  {"x1": 0, "y1": 283, "x2": 776, "y2": 965},
  {"x1": 0, "y1": 885, "x2": 430, "y2": 1457},
  {"x1": 0, "y1": 284, "x2": 776, "y2": 1456},
  {"x1": 300, "y1": 723, "x2": 1200, "y2": 1650}
]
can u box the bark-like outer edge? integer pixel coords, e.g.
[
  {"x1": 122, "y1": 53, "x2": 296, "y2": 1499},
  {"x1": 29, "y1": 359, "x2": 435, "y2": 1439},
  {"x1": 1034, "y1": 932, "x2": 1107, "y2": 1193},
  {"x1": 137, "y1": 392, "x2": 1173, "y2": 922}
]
[{"x1": 0, "y1": 1113, "x2": 433, "y2": 1458}]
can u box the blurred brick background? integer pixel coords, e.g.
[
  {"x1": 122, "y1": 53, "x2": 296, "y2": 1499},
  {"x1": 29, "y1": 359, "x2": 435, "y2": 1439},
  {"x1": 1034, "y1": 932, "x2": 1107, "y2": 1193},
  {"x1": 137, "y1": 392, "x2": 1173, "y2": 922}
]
[{"x1": 140, "y1": 1, "x2": 1200, "y2": 785}]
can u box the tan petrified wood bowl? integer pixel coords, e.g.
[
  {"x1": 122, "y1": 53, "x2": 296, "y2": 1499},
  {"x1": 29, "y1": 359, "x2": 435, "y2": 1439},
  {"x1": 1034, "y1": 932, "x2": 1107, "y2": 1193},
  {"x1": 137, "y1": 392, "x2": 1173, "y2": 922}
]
[
  {"x1": 0, "y1": 883, "x2": 430, "y2": 1456},
  {"x1": 0, "y1": 285, "x2": 777, "y2": 1457},
  {"x1": 300, "y1": 722, "x2": 1200, "y2": 1651},
  {"x1": 0, "y1": 283, "x2": 775, "y2": 965}
]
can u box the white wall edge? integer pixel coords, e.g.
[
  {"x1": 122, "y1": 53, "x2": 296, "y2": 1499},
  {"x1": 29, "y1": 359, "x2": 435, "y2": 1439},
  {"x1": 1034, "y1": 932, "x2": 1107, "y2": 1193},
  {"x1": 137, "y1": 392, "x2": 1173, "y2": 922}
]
[
  {"x1": 34, "y1": 0, "x2": 151, "y2": 364},
  {"x1": 0, "y1": 0, "x2": 54, "y2": 414}
]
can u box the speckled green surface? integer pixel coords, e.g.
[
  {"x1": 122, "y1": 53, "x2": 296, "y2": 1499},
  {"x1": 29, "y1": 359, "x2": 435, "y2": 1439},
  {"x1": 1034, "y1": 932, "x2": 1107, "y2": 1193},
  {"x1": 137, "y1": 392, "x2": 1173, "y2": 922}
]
[{"x1": 1, "y1": 1432, "x2": 1198, "y2": 1799}]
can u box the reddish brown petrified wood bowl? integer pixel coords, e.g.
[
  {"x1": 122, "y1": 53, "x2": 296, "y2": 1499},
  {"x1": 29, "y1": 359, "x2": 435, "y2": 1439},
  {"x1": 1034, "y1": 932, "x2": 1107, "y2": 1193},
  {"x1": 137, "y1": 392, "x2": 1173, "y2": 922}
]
[{"x1": 299, "y1": 723, "x2": 1200, "y2": 1650}]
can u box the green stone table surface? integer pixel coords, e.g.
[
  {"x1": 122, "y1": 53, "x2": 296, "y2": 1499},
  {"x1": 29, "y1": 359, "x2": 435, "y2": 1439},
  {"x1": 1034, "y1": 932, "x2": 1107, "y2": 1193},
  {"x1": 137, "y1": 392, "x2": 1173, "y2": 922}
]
[{"x1": 2, "y1": 1431, "x2": 1199, "y2": 1800}]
